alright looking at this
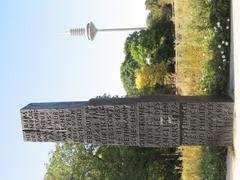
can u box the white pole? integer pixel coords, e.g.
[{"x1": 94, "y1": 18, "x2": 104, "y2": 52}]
[{"x1": 98, "y1": 27, "x2": 147, "y2": 32}]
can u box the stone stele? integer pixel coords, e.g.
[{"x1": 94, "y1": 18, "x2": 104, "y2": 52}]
[{"x1": 20, "y1": 95, "x2": 233, "y2": 147}]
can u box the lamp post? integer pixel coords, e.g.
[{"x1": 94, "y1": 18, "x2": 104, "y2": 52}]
[{"x1": 65, "y1": 21, "x2": 146, "y2": 41}]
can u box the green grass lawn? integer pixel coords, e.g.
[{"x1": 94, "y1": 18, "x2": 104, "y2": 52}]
[
  {"x1": 175, "y1": 0, "x2": 230, "y2": 95},
  {"x1": 200, "y1": 147, "x2": 227, "y2": 180},
  {"x1": 175, "y1": 0, "x2": 231, "y2": 179}
]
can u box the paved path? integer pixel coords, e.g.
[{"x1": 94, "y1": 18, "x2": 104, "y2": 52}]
[{"x1": 226, "y1": 0, "x2": 240, "y2": 179}]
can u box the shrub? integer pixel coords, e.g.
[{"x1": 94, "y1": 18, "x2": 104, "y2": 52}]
[{"x1": 135, "y1": 62, "x2": 168, "y2": 90}]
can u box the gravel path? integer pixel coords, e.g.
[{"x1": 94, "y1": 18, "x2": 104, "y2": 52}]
[{"x1": 226, "y1": 0, "x2": 240, "y2": 179}]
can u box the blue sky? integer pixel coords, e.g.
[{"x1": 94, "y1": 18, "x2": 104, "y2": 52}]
[{"x1": 0, "y1": 0, "x2": 148, "y2": 179}]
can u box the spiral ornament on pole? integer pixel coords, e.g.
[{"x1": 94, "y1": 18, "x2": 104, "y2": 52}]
[{"x1": 69, "y1": 28, "x2": 86, "y2": 36}]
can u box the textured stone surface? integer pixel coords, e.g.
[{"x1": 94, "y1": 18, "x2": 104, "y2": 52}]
[{"x1": 21, "y1": 96, "x2": 233, "y2": 146}]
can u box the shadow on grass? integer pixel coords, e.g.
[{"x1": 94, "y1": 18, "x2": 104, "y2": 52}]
[
  {"x1": 200, "y1": 0, "x2": 231, "y2": 95},
  {"x1": 200, "y1": 147, "x2": 227, "y2": 180}
]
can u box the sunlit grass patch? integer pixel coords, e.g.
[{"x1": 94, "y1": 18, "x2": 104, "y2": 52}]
[
  {"x1": 175, "y1": 0, "x2": 213, "y2": 95},
  {"x1": 178, "y1": 146, "x2": 202, "y2": 180}
]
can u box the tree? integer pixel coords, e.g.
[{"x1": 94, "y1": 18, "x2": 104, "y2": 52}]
[
  {"x1": 45, "y1": 144, "x2": 104, "y2": 180},
  {"x1": 120, "y1": 0, "x2": 175, "y2": 96},
  {"x1": 121, "y1": 23, "x2": 174, "y2": 96},
  {"x1": 120, "y1": 54, "x2": 139, "y2": 96},
  {"x1": 145, "y1": 0, "x2": 173, "y2": 22},
  {"x1": 120, "y1": 33, "x2": 141, "y2": 96},
  {"x1": 45, "y1": 144, "x2": 180, "y2": 180}
]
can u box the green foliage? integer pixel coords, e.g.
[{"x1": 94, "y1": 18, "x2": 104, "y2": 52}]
[
  {"x1": 149, "y1": 19, "x2": 175, "y2": 64},
  {"x1": 120, "y1": 54, "x2": 139, "y2": 96},
  {"x1": 120, "y1": 35, "x2": 140, "y2": 96},
  {"x1": 45, "y1": 144, "x2": 100, "y2": 180},
  {"x1": 199, "y1": 0, "x2": 231, "y2": 95},
  {"x1": 200, "y1": 57, "x2": 228, "y2": 95},
  {"x1": 127, "y1": 17, "x2": 175, "y2": 66},
  {"x1": 135, "y1": 62, "x2": 168, "y2": 90},
  {"x1": 145, "y1": 0, "x2": 173, "y2": 22},
  {"x1": 44, "y1": 144, "x2": 71, "y2": 180},
  {"x1": 120, "y1": 0, "x2": 175, "y2": 96},
  {"x1": 129, "y1": 31, "x2": 153, "y2": 66},
  {"x1": 200, "y1": 147, "x2": 227, "y2": 180},
  {"x1": 45, "y1": 144, "x2": 181, "y2": 180}
]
